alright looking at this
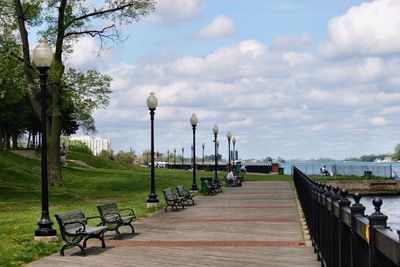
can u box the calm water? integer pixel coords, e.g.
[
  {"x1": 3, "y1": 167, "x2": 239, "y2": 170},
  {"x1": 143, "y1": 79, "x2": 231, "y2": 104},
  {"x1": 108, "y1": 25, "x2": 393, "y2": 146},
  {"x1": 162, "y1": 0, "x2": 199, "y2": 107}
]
[{"x1": 361, "y1": 196, "x2": 400, "y2": 230}]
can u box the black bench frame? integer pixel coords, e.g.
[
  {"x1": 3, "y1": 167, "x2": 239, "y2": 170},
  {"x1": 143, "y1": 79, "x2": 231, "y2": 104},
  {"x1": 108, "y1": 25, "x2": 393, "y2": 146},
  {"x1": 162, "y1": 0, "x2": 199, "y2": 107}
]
[
  {"x1": 97, "y1": 203, "x2": 136, "y2": 238},
  {"x1": 162, "y1": 187, "x2": 185, "y2": 211},
  {"x1": 176, "y1": 185, "x2": 195, "y2": 205},
  {"x1": 55, "y1": 210, "x2": 107, "y2": 256},
  {"x1": 203, "y1": 179, "x2": 217, "y2": 195}
]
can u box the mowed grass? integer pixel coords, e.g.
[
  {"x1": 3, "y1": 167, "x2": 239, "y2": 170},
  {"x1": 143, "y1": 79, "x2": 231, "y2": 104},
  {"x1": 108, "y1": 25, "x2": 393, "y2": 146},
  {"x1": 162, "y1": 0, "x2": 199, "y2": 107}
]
[{"x1": 0, "y1": 150, "x2": 211, "y2": 267}]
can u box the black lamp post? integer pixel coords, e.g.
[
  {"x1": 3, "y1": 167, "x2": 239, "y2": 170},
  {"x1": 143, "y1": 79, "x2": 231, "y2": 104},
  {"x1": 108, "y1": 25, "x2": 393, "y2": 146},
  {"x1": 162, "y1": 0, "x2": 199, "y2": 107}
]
[
  {"x1": 33, "y1": 37, "x2": 57, "y2": 241},
  {"x1": 167, "y1": 150, "x2": 169, "y2": 167},
  {"x1": 181, "y1": 147, "x2": 184, "y2": 166},
  {"x1": 202, "y1": 142, "x2": 205, "y2": 166},
  {"x1": 174, "y1": 148, "x2": 176, "y2": 168},
  {"x1": 227, "y1": 131, "x2": 232, "y2": 171},
  {"x1": 190, "y1": 114, "x2": 199, "y2": 191},
  {"x1": 213, "y1": 125, "x2": 219, "y2": 180},
  {"x1": 146, "y1": 92, "x2": 159, "y2": 208},
  {"x1": 232, "y1": 136, "x2": 236, "y2": 168}
]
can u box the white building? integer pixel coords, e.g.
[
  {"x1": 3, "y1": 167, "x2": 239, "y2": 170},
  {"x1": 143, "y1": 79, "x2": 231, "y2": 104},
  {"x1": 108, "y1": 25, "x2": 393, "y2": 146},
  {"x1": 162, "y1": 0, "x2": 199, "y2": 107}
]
[{"x1": 69, "y1": 136, "x2": 111, "y2": 156}]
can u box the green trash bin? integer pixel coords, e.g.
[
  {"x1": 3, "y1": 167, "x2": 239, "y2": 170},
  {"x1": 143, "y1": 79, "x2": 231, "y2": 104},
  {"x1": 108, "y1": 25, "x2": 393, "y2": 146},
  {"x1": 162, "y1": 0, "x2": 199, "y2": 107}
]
[
  {"x1": 278, "y1": 167, "x2": 284, "y2": 175},
  {"x1": 200, "y1": 177, "x2": 213, "y2": 195},
  {"x1": 364, "y1": 171, "x2": 372, "y2": 179}
]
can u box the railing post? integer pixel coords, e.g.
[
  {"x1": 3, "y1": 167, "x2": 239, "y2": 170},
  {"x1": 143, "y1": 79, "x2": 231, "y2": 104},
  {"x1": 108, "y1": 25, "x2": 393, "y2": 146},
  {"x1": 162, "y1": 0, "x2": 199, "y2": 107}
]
[
  {"x1": 338, "y1": 189, "x2": 351, "y2": 267},
  {"x1": 368, "y1": 197, "x2": 388, "y2": 267},
  {"x1": 329, "y1": 186, "x2": 340, "y2": 267},
  {"x1": 350, "y1": 193, "x2": 366, "y2": 267}
]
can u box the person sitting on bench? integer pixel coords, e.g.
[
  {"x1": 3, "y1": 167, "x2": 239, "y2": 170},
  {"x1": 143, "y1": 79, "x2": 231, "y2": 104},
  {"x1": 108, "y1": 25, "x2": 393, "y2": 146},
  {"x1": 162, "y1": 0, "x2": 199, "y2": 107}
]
[
  {"x1": 321, "y1": 165, "x2": 330, "y2": 176},
  {"x1": 226, "y1": 169, "x2": 241, "y2": 186}
]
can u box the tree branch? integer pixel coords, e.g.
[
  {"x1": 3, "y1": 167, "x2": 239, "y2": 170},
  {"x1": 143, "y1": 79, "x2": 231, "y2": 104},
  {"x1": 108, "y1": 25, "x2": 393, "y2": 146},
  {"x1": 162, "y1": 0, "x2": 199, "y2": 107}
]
[
  {"x1": 63, "y1": 24, "x2": 116, "y2": 38},
  {"x1": 65, "y1": 3, "x2": 133, "y2": 29}
]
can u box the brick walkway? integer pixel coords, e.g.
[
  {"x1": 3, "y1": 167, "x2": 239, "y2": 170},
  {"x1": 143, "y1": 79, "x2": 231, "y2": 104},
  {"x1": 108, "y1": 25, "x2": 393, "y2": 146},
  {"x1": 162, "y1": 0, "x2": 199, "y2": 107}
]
[{"x1": 25, "y1": 181, "x2": 318, "y2": 267}]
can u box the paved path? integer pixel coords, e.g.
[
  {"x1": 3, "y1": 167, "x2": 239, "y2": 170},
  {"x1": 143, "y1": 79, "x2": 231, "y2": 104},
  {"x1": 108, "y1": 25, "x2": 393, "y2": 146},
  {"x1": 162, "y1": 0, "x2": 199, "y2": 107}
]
[{"x1": 26, "y1": 181, "x2": 318, "y2": 267}]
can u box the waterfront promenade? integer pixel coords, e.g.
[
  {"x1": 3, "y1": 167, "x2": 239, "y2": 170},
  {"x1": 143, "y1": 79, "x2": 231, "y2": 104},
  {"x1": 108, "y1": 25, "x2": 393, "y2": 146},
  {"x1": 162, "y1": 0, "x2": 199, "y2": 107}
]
[{"x1": 26, "y1": 181, "x2": 318, "y2": 267}]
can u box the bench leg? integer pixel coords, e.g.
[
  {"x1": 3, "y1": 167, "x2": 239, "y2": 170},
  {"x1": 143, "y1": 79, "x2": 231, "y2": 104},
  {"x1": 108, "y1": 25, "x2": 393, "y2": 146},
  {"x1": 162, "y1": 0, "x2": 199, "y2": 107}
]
[
  {"x1": 60, "y1": 244, "x2": 70, "y2": 256},
  {"x1": 126, "y1": 223, "x2": 135, "y2": 234}
]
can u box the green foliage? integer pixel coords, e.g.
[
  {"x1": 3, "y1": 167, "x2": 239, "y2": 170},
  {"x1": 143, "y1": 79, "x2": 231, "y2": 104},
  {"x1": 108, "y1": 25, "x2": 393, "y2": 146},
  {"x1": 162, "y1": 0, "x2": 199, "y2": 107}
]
[
  {"x1": 115, "y1": 150, "x2": 134, "y2": 164},
  {"x1": 62, "y1": 68, "x2": 112, "y2": 134},
  {"x1": 0, "y1": 149, "x2": 195, "y2": 266},
  {"x1": 66, "y1": 140, "x2": 92, "y2": 154},
  {"x1": 394, "y1": 144, "x2": 400, "y2": 160},
  {"x1": 346, "y1": 154, "x2": 390, "y2": 162}
]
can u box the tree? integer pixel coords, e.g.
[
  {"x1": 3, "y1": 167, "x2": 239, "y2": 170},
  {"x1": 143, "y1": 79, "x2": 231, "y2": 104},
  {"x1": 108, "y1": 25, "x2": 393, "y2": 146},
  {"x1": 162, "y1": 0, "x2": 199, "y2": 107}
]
[
  {"x1": 12, "y1": 0, "x2": 155, "y2": 185},
  {"x1": 0, "y1": 27, "x2": 32, "y2": 149},
  {"x1": 394, "y1": 144, "x2": 400, "y2": 160}
]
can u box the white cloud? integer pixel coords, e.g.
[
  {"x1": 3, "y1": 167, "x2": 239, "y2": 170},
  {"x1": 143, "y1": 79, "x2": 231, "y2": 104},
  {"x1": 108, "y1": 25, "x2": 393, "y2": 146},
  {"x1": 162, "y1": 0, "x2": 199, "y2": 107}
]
[
  {"x1": 270, "y1": 34, "x2": 312, "y2": 51},
  {"x1": 283, "y1": 52, "x2": 315, "y2": 66},
  {"x1": 95, "y1": 33, "x2": 400, "y2": 159},
  {"x1": 192, "y1": 15, "x2": 236, "y2": 40},
  {"x1": 319, "y1": 0, "x2": 400, "y2": 57},
  {"x1": 150, "y1": 0, "x2": 203, "y2": 25},
  {"x1": 66, "y1": 36, "x2": 112, "y2": 69},
  {"x1": 370, "y1": 116, "x2": 388, "y2": 126}
]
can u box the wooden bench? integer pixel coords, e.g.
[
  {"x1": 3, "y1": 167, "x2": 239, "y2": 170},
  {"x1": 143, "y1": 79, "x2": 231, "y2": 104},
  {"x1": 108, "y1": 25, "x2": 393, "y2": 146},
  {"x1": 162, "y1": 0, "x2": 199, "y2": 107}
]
[
  {"x1": 203, "y1": 179, "x2": 217, "y2": 195},
  {"x1": 176, "y1": 185, "x2": 195, "y2": 205},
  {"x1": 97, "y1": 203, "x2": 136, "y2": 238},
  {"x1": 212, "y1": 178, "x2": 223, "y2": 192},
  {"x1": 162, "y1": 187, "x2": 185, "y2": 211},
  {"x1": 54, "y1": 210, "x2": 107, "y2": 256}
]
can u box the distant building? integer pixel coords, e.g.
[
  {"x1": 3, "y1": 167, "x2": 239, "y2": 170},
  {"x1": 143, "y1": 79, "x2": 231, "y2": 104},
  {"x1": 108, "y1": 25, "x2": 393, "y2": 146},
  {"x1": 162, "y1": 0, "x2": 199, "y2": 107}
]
[{"x1": 69, "y1": 136, "x2": 111, "y2": 156}]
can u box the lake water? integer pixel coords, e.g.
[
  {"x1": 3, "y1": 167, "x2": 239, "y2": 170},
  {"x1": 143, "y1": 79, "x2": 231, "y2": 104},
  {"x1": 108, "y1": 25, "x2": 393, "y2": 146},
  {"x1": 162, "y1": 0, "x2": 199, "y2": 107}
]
[{"x1": 361, "y1": 196, "x2": 400, "y2": 230}]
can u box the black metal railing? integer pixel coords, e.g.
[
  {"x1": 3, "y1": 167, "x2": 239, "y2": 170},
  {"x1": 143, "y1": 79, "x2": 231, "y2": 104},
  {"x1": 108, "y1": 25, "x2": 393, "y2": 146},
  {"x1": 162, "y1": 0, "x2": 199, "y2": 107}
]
[{"x1": 293, "y1": 166, "x2": 400, "y2": 267}]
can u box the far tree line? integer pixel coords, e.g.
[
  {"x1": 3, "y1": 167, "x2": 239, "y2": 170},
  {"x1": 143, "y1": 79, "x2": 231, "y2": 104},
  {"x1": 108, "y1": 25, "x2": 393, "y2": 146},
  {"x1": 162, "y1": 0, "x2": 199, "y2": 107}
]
[{"x1": 346, "y1": 144, "x2": 400, "y2": 162}]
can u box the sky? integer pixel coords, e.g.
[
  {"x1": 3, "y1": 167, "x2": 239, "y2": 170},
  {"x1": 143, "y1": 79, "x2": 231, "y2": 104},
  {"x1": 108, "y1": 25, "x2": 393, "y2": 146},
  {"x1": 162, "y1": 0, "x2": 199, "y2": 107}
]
[{"x1": 66, "y1": 0, "x2": 400, "y2": 160}]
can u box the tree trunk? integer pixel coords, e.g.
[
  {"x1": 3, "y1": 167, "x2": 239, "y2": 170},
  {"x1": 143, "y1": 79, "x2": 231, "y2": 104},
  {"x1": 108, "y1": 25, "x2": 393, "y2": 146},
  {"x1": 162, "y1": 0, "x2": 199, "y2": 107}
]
[
  {"x1": 5, "y1": 132, "x2": 10, "y2": 149},
  {"x1": 48, "y1": 85, "x2": 63, "y2": 186},
  {"x1": 27, "y1": 130, "x2": 31, "y2": 149},
  {"x1": 12, "y1": 133, "x2": 18, "y2": 149}
]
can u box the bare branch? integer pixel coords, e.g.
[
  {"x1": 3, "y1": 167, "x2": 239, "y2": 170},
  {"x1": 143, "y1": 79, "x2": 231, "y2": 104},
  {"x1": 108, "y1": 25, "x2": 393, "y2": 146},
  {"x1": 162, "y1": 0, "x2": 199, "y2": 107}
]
[
  {"x1": 63, "y1": 24, "x2": 116, "y2": 38},
  {"x1": 65, "y1": 3, "x2": 133, "y2": 29}
]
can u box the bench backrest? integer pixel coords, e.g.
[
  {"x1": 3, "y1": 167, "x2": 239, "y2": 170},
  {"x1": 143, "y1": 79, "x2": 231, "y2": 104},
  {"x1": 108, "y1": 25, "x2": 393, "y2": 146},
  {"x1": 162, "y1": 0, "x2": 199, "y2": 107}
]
[
  {"x1": 55, "y1": 210, "x2": 86, "y2": 231},
  {"x1": 162, "y1": 188, "x2": 176, "y2": 201},
  {"x1": 176, "y1": 185, "x2": 186, "y2": 197},
  {"x1": 97, "y1": 203, "x2": 120, "y2": 222}
]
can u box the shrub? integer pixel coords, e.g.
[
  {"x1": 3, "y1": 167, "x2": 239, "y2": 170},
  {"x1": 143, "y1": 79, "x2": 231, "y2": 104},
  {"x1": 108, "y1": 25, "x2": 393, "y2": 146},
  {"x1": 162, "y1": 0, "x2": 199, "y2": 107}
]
[{"x1": 67, "y1": 140, "x2": 92, "y2": 155}]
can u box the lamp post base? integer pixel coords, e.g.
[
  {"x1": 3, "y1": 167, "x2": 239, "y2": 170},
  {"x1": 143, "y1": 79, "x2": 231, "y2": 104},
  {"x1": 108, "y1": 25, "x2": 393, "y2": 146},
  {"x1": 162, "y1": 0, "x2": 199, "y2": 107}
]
[
  {"x1": 191, "y1": 184, "x2": 199, "y2": 191},
  {"x1": 146, "y1": 202, "x2": 160, "y2": 208},
  {"x1": 34, "y1": 235, "x2": 58, "y2": 242},
  {"x1": 34, "y1": 226, "x2": 57, "y2": 242}
]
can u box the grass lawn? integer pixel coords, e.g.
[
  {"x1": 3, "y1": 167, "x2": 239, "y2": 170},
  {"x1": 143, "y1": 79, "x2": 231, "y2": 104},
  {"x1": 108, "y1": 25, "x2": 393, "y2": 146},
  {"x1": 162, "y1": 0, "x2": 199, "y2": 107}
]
[
  {"x1": 1, "y1": 150, "x2": 380, "y2": 266},
  {"x1": 0, "y1": 150, "x2": 296, "y2": 266}
]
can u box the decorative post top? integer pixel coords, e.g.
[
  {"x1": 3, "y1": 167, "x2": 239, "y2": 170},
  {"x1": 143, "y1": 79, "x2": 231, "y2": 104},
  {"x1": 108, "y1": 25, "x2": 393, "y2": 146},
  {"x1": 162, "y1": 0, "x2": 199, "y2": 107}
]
[
  {"x1": 372, "y1": 197, "x2": 383, "y2": 214},
  {"x1": 350, "y1": 192, "x2": 365, "y2": 215},
  {"x1": 369, "y1": 197, "x2": 388, "y2": 227}
]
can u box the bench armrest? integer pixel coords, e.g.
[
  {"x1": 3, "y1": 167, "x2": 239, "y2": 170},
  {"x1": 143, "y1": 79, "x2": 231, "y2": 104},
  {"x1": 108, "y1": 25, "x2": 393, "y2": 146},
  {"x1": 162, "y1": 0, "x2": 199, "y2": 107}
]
[
  {"x1": 118, "y1": 208, "x2": 135, "y2": 216},
  {"x1": 63, "y1": 221, "x2": 86, "y2": 234}
]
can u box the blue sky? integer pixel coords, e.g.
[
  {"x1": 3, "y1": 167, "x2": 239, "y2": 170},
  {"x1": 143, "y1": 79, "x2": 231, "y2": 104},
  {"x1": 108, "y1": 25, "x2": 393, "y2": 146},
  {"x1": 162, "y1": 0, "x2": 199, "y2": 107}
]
[{"x1": 66, "y1": 0, "x2": 400, "y2": 160}]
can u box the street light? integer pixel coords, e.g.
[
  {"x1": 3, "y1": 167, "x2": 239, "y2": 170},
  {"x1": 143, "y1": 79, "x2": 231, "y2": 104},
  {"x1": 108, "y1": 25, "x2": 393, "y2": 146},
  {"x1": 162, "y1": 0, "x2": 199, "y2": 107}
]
[
  {"x1": 146, "y1": 92, "x2": 159, "y2": 208},
  {"x1": 33, "y1": 37, "x2": 57, "y2": 241},
  {"x1": 174, "y1": 148, "x2": 176, "y2": 168},
  {"x1": 190, "y1": 114, "x2": 199, "y2": 191},
  {"x1": 202, "y1": 142, "x2": 205, "y2": 166},
  {"x1": 227, "y1": 131, "x2": 232, "y2": 171},
  {"x1": 182, "y1": 147, "x2": 184, "y2": 166},
  {"x1": 167, "y1": 150, "x2": 169, "y2": 167},
  {"x1": 232, "y1": 136, "x2": 236, "y2": 168},
  {"x1": 213, "y1": 125, "x2": 219, "y2": 180}
]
